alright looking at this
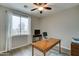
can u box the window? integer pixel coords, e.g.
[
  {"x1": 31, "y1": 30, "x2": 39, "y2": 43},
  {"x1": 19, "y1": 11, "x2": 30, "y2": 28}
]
[
  {"x1": 21, "y1": 17, "x2": 29, "y2": 35},
  {"x1": 11, "y1": 14, "x2": 30, "y2": 36},
  {"x1": 12, "y1": 15, "x2": 20, "y2": 36}
]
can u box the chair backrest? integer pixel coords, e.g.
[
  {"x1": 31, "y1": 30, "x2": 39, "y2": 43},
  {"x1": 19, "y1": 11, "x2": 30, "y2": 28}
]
[{"x1": 42, "y1": 32, "x2": 48, "y2": 39}]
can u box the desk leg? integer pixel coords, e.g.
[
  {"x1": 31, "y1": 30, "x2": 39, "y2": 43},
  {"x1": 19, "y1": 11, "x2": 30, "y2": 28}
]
[
  {"x1": 32, "y1": 45, "x2": 34, "y2": 56},
  {"x1": 59, "y1": 41, "x2": 61, "y2": 53},
  {"x1": 39, "y1": 36, "x2": 42, "y2": 41},
  {"x1": 43, "y1": 52, "x2": 46, "y2": 56}
]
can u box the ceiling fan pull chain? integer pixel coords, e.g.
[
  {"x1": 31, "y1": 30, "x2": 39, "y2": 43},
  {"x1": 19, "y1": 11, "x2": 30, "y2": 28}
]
[{"x1": 40, "y1": 11, "x2": 42, "y2": 14}]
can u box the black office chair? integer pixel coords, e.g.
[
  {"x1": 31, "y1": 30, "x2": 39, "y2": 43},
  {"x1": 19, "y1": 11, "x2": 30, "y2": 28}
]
[{"x1": 42, "y1": 32, "x2": 48, "y2": 39}]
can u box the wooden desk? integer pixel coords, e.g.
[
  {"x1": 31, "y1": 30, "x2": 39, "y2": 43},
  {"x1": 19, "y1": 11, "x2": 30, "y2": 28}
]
[{"x1": 32, "y1": 38, "x2": 61, "y2": 56}]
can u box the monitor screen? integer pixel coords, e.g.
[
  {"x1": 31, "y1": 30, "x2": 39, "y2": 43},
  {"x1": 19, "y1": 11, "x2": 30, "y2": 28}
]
[{"x1": 34, "y1": 30, "x2": 40, "y2": 35}]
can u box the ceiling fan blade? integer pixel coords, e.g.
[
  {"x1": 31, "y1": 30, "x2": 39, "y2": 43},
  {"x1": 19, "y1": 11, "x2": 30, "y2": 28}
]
[
  {"x1": 44, "y1": 7, "x2": 52, "y2": 10},
  {"x1": 40, "y1": 11, "x2": 42, "y2": 14},
  {"x1": 39, "y1": 3, "x2": 42, "y2": 5},
  {"x1": 33, "y1": 3, "x2": 47, "y2": 6},
  {"x1": 31, "y1": 8, "x2": 37, "y2": 11},
  {"x1": 44, "y1": 3, "x2": 47, "y2": 5},
  {"x1": 33, "y1": 3, "x2": 38, "y2": 5}
]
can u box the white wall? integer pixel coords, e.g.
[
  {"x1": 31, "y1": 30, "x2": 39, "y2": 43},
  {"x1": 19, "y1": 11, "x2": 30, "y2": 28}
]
[
  {"x1": 0, "y1": 6, "x2": 40, "y2": 52},
  {"x1": 40, "y1": 5, "x2": 79, "y2": 50}
]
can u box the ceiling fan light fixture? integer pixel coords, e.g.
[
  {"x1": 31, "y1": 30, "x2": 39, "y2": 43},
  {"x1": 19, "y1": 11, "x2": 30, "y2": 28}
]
[{"x1": 38, "y1": 7, "x2": 43, "y2": 11}]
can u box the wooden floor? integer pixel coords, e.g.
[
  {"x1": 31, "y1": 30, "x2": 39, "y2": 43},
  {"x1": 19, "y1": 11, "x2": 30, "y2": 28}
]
[{"x1": 0, "y1": 45, "x2": 69, "y2": 56}]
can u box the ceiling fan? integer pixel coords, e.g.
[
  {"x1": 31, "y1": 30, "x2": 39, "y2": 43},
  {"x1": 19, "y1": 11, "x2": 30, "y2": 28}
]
[{"x1": 31, "y1": 3, "x2": 52, "y2": 14}]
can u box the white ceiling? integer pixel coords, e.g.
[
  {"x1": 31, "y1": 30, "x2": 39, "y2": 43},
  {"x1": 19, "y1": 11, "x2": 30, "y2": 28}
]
[{"x1": 0, "y1": 3, "x2": 79, "y2": 18}]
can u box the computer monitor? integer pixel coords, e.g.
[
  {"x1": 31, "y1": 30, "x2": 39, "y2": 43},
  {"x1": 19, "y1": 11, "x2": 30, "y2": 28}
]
[{"x1": 34, "y1": 30, "x2": 40, "y2": 35}]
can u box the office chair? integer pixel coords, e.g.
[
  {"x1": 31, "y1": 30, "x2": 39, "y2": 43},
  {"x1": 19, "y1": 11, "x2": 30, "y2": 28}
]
[{"x1": 43, "y1": 32, "x2": 48, "y2": 39}]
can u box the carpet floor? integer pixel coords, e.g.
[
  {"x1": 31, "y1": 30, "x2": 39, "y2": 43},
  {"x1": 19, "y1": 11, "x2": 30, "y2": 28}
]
[{"x1": 0, "y1": 45, "x2": 69, "y2": 56}]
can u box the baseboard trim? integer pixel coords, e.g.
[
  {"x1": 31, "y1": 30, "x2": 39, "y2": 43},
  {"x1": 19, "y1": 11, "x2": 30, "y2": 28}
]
[
  {"x1": 11, "y1": 43, "x2": 31, "y2": 50},
  {"x1": 0, "y1": 50, "x2": 7, "y2": 54},
  {"x1": 8, "y1": 43, "x2": 31, "y2": 52}
]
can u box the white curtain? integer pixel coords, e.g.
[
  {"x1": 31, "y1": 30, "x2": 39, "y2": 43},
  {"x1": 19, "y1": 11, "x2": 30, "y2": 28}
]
[
  {"x1": 5, "y1": 10, "x2": 32, "y2": 51},
  {"x1": 5, "y1": 10, "x2": 12, "y2": 51}
]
